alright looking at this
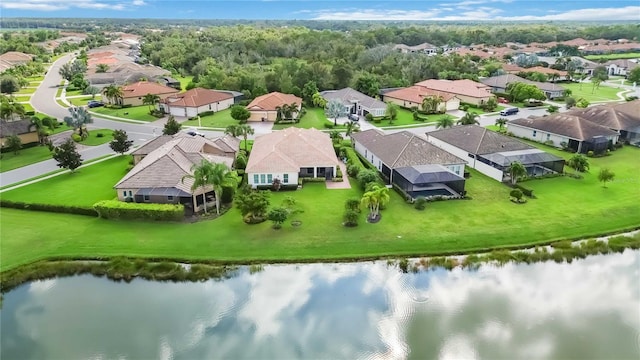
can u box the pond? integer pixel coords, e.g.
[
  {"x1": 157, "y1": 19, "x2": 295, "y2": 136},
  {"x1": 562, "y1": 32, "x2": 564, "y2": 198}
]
[{"x1": 1, "y1": 251, "x2": 639, "y2": 359}]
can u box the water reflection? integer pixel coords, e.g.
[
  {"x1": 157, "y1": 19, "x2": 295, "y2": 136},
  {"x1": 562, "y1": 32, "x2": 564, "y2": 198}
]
[{"x1": 1, "y1": 251, "x2": 639, "y2": 359}]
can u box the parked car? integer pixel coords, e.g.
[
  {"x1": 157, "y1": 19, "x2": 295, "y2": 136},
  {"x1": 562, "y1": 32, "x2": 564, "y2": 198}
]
[
  {"x1": 499, "y1": 107, "x2": 519, "y2": 116},
  {"x1": 524, "y1": 99, "x2": 544, "y2": 107},
  {"x1": 498, "y1": 97, "x2": 509, "y2": 104},
  {"x1": 348, "y1": 114, "x2": 359, "y2": 122},
  {"x1": 185, "y1": 128, "x2": 205, "y2": 137},
  {"x1": 87, "y1": 100, "x2": 104, "y2": 108}
]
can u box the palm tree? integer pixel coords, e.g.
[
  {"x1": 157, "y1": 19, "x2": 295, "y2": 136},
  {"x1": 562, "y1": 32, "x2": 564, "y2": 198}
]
[
  {"x1": 225, "y1": 124, "x2": 254, "y2": 153},
  {"x1": 0, "y1": 96, "x2": 25, "y2": 121},
  {"x1": 102, "y1": 84, "x2": 123, "y2": 105},
  {"x1": 457, "y1": 112, "x2": 480, "y2": 126},
  {"x1": 208, "y1": 162, "x2": 239, "y2": 215},
  {"x1": 329, "y1": 130, "x2": 343, "y2": 144},
  {"x1": 435, "y1": 115, "x2": 455, "y2": 129},
  {"x1": 142, "y1": 93, "x2": 161, "y2": 113},
  {"x1": 312, "y1": 92, "x2": 327, "y2": 108},
  {"x1": 421, "y1": 95, "x2": 443, "y2": 114},
  {"x1": 96, "y1": 64, "x2": 109, "y2": 73},
  {"x1": 63, "y1": 106, "x2": 93, "y2": 139},
  {"x1": 345, "y1": 121, "x2": 360, "y2": 137},
  {"x1": 385, "y1": 102, "x2": 399, "y2": 124},
  {"x1": 31, "y1": 116, "x2": 49, "y2": 144},
  {"x1": 506, "y1": 161, "x2": 527, "y2": 185},
  {"x1": 182, "y1": 160, "x2": 214, "y2": 214},
  {"x1": 326, "y1": 98, "x2": 345, "y2": 126},
  {"x1": 360, "y1": 184, "x2": 390, "y2": 221},
  {"x1": 495, "y1": 117, "x2": 508, "y2": 131}
]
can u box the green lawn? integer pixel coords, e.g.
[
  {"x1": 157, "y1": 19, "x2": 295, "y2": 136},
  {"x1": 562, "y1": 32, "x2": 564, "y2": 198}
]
[
  {"x1": 1, "y1": 155, "x2": 127, "y2": 208},
  {"x1": 465, "y1": 105, "x2": 506, "y2": 115},
  {"x1": 65, "y1": 89, "x2": 83, "y2": 97},
  {"x1": 272, "y1": 108, "x2": 343, "y2": 130},
  {"x1": 15, "y1": 87, "x2": 37, "y2": 95},
  {"x1": 0, "y1": 145, "x2": 52, "y2": 172},
  {"x1": 93, "y1": 105, "x2": 159, "y2": 122},
  {"x1": 374, "y1": 109, "x2": 454, "y2": 127},
  {"x1": 13, "y1": 95, "x2": 31, "y2": 102},
  {"x1": 22, "y1": 103, "x2": 34, "y2": 112},
  {"x1": 80, "y1": 129, "x2": 114, "y2": 146},
  {"x1": 69, "y1": 95, "x2": 102, "y2": 107},
  {"x1": 562, "y1": 83, "x2": 629, "y2": 102},
  {"x1": 182, "y1": 109, "x2": 238, "y2": 128},
  {"x1": 174, "y1": 75, "x2": 193, "y2": 92},
  {"x1": 25, "y1": 75, "x2": 44, "y2": 82},
  {"x1": 28, "y1": 81, "x2": 41, "y2": 87},
  {"x1": 585, "y1": 52, "x2": 640, "y2": 61},
  {"x1": 1, "y1": 145, "x2": 639, "y2": 271},
  {"x1": 56, "y1": 99, "x2": 69, "y2": 108}
]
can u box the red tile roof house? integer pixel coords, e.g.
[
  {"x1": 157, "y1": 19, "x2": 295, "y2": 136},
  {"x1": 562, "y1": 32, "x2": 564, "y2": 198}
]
[
  {"x1": 245, "y1": 92, "x2": 302, "y2": 122},
  {"x1": 380, "y1": 86, "x2": 460, "y2": 112},
  {"x1": 414, "y1": 79, "x2": 494, "y2": 106},
  {"x1": 117, "y1": 81, "x2": 180, "y2": 107},
  {"x1": 161, "y1": 88, "x2": 235, "y2": 118},
  {"x1": 245, "y1": 127, "x2": 340, "y2": 188}
]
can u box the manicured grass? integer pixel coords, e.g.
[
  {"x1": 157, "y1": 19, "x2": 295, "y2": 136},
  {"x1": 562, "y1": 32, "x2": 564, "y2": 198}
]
[
  {"x1": 585, "y1": 52, "x2": 640, "y2": 61},
  {"x1": 79, "y1": 129, "x2": 114, "y2": 146},
  {"x1": 465, "y1": 105, "x2": 505, "y2": 115},
  {"x1": 13, "y1": 95, "x2": 31, "y2": 103},
  {"x1": 182, "y1": 109, "x2": 238, "y2": 128},
  {"x1": 22, "y1": 103, "x2": 34, "y2": 112},
  {"x1": 27, "y1": 81, "x2": 41, "y2": 87},
  {"x1": 1, "y1": 155, "x2": 127, "y2": 208},
  {"x1": 15, "y1": 87, "x2": 37, "y2": 95},
  {"x1": 2, "y1": 146, "x2": 639, "y2": 272},
  {"x1": 374, "y1": 109, "x2": 454, "y2": 127},
  {"x1": 272, "y1": 108, "x2": 343, "y2": 130},
  {"x1": 65, "y1": 89, "x2": 83, "y2": 97},
  {"x1": 174, "y1": 75, "x2": 193, "y2": 92},
  {"x1": 562, "y1": 82, "x2": 630, "y2": 102},
  {"x1": 56, "y1": 99, "x2": 69, "y2": 108},
  {"x1": 56, "y1": 84, "x2": 64, "y2": 97},
  {"x1": 68, "y1": 95, "x2": 102, "y2": 107},
  {"x1": 93, "y1": 105, "x2": 159, "y2": 122},
  {"x1": 0, "y1": 145, "x2": 52, "y2": 173},
  {"x1": 25, "y1": 75, "x2": 45, "y2": 82}
]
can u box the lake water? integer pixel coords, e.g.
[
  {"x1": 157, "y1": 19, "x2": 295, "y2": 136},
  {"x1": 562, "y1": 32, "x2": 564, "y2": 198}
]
[{"x1": 1, "y1": 251, "x2": 639, "y2": 359}]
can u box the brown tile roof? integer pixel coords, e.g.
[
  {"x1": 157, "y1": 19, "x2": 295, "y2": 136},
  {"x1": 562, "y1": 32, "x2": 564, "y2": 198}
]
[
  {"x1": 455, "y1": 48, "x2": 494, "y2": 59},
  {"x1": 508, "y1": 114, "x2": 619, "y2": 141},
  {"x1": 246, "y1": 127, "x2": 339, "y2": 173},
  {"x1": 0, "y1": 119, "x2": 36, "y2": 137},
  {"x1": 480, "y1": 74, "x2": 566, "y2": 92},
  {"x1": 611, "y1": 100, "x2": 640, "y2": 119},
  {"x1": 130, "y1": 135, "x2": 174, "y2": 156},
  {"x1": 121, "y1": 81, "x2": 179, "y2": 99},
  {"x1": 0, "y1": 51, "x2": 33, "y2": 63},
  {"x1": 246, "y1": 92, "x2": 302, "y2": 111},
  {"x1": 383, "y1": 86, "x2": 457, "y2": 104},
  {"x1": 521, "y1": 66, "x2": 568, "y2": 77},
  {"x1": 568, "y1": 102, "x2": 640, "y2": 132},
  {"x1": 414, "y1": 79, "x2": 493, "y2": 99},
  {"x1": 164, "y1": 88, "x2": 233, "y2": 108},
  {"x1": 115, "y1": 135, "x2": 236, "y2": 194},
  {"x1": 352, "y1": 129, "x2": 465, "y2": 168},
  {"x1": 502, "y1": 63, "x2": 524, "y2": 73},
  {"x1": 427, "y1": 124, "x2": 533, "y2": 155}
]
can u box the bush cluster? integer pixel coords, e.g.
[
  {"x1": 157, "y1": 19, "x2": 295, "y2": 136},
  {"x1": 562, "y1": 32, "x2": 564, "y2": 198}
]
[
  {"x1": 0, "y1": 199, "x2": 97, "y2": 216},
  {"x1": 93, "y1": 200, "x2": 184, "y2": 221}
]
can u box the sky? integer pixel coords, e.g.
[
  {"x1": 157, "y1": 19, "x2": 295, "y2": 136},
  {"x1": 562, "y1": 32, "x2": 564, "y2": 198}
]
[{"x1": 1, "y1": 0, "x2": 639, "y2": 21}]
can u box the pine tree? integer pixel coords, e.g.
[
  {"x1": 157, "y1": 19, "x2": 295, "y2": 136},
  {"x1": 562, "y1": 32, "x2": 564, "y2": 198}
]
[
  {"x1": 52, "y1": 138, "x2": 83, "y2": 172},
  {"x1": 162, "y1": 115, "x2": 181, "y2": 135},
  {"x1": 109, "y1": 129, "x2": 134, "y2": 155}
]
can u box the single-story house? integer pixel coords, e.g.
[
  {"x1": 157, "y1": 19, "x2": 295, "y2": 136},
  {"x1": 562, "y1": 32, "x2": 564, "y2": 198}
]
[
  {"x1": 426, "y1": 125, "x2": 565, "y2": 182},
  {"x1": 161, "y1": 88, "x2": 235, "y2": 118},
  {"x1": 245, "y1": 127, "x2": 340, "y2": 188},
  {"x1": 320, "y1": 87, "x2": 386, "y2": 117},
  {"x1": 567, "y1": 101, "x2": 640, "y2": 143},
  {"x1": 605, "y1": 59, "x2": 639, "y2": 77},
  {"x1": 115, "y1": 133, "x2": 239, "y2": 212},
  {"x1": 507, "y1": 114, "x2": 620, "y2": 154},
  {"x1": 0, "y1": 51, "x2": 33, "y2": 72},
  {"x1": 0, "y1": 119, "x2": 38, "y2": 147},
  {"x1": 394, "y1": 43, "x2": 438, "y2": 55},
  {"x1": 352, "y1": 129, "x2": 467, "y2": 198},
  {"x1": 246, "y1": 92, "x2": 302, "y2": 122},
  {"x1": 380, "y1": 86, "x2": 460, "y2": 112},
  {"x1": 413, "y1": 79, "x2": 494, "y2": 106},
  {"x1": 480, "y1": 74, "x2": 566, "y2": 99},
  {"x1": 118, "y1": 81, "x2": 180, "y2": 107},
  {"x1": 518, "y1": 66, "x2": 568, "y2": 80}
]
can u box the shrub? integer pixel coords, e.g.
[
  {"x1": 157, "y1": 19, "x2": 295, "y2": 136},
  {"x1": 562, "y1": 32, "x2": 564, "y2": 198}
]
[
  {"x1": 71, "y1": 133, "x2": 82, "y2": 142},
  {"x1": 324, "y1": 123, "x2": 334, "y2": 129},
  {"x1": 414, "y1": 196, "x2": 427, "y2": 210},
  {"x1": 357, "y1": 169, "x2": 379, "y2": 188},
  {"x1": 347, "y1": 164, "x2": 361, "y2": 177},
  {"x1": 198, "y1": 110, "x2": 214, "y2": 117},
  {"x1": 345, "y1": 198, "x2": 361, "y2": 212},
  {"x1": 587, "y1": 150, "x2": 594, "y2": 157},
  {"x1": 93, "y1": 200, "x2": 184, "y2": 221},
  {"x1": 365, "y1": 113, "x2": 374, "y2": 122},
  {"x1": 0, "y1": 200, "x2": 97, "y2": 217},
  {"x1": 510, "y1": 188, "x2": 524, "y2": 202},
  {"x1": 343, "y1": 209, "x2": 359, "y2": 227},
  {"x1": 514, "y1": 184, "x2": 534, "y2": 197},
  {"x1": 96, "y1": 133, "x2": 104, "y2": 138}
]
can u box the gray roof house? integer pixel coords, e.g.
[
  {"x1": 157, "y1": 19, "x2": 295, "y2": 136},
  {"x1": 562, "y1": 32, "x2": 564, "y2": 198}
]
[
  {"x1": 507, "y1": 114, "x2": 620, "y2": 154},
  {"x1": 115, "y1": 133, "x2": 239, "y2": 212},
  {"x1": 567, "y1": 101, "x2": 640, "y2": 143},
  {"x1": 351, "y1": 129, "x2": 467, "y2": 198},
  {"x1": 425, "y1": 125, "x2": 565, "y2": 182},
  {"x1": 480, "y1": 74, "x2": 566, "y2": 99},
  {"x1": 0, "y1": 119, "x2": 38, "y2": 147},
  {"x1": 320, "y1": 87, "x2": 387, "y2": 118}
]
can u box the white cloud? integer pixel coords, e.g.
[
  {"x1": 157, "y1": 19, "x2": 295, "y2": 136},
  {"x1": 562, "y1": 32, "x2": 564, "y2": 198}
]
[
  {"x1": 312, "y1": 9, "x2": 443, "y2": 21},
  {"x1": 0, "y1": 0, "x2": 145, "y2": 11}
]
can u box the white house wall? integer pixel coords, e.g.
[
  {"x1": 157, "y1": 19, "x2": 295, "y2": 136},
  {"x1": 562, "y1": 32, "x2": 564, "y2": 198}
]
[
  {"x1": 426, "y1": 135, "x2": 503, "y2": 181},
  {"x1": 507, "y1": 123, "x2": 572, "y2": 147},
  {"x1": 354, "y1": 140, "x2": 384, "y2": 171},
  {"x1": 248, "y1": 172, "x2": 299, "y2": 188}
]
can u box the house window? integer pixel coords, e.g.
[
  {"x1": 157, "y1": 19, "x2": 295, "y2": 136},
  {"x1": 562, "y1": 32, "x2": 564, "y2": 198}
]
[
  {"x1": 209, "y1": 104, "x2": 212, "y2": 110},
  {"x1": 547, "y1": 133, "x2": 551, "y2": 140},
  {"x1": 122, "y1": 191, "x2": 127, "y2": 197},
  {"x1": 365, "y1": 149, "x2": 368, "y2": 157},
  {"x1": 253, "y1": 174, "x2": 259, "y2": 184},
  {"x1": 260, "y1": 174, "x2": 266, "y2": 184},
  {"x1": 283, "y1": 174, "x2": 289, "y2": 183},
  {"x1": 168, "y1": 195, "x2": 174, "y2": 201},
  {"x1": 143, "y1": 195, "x2": 150, "y2": 202},
  {"x1": 129, "y1": 191, "x2": 133, "y2": 197},
  {"x1": 267, "y1": 174, "x2": 273, "y2": 183},
  {"x1": 533, "y1": 130, "x2": 537, "y2": 137}
]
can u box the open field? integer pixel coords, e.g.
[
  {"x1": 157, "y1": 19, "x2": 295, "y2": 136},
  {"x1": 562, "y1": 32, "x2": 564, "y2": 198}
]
[
  {"x1": 585, "y1": 52, "x2": 640, "y2": 61},
  {"x1": 562, "y1": 82, "x2": 629, "y2": 102},
  {"x1": 1, "y1": 145, "x2": 638, "y2": 272},
  {"x1": 93, "y1": 105, "x2": 159, "y2": 122},
  {"x1": 0, "y1": 145, "x2": 52, "y2": 173}
]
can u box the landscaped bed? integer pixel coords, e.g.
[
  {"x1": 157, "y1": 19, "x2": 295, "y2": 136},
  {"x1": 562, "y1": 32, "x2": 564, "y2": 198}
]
[{"x1": 1, "y1": 145, "x2": 638, "y2": 272}]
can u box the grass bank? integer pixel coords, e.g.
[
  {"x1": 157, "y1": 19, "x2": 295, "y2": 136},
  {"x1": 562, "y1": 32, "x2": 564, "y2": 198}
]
[{"x1": 562, "y1": 82, "x2": 629, "y2": 102}]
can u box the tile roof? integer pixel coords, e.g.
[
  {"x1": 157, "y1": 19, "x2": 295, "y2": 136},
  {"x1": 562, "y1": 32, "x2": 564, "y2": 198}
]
[
  {"x1": 320, "y1": 87, "x2": 386, "y2": 110},
  {"x1": 246, "y1": 127, "x2": 339, "y2": 173},
  {"x1": 508, "y1": 114, "x2": 619, "y2": 141},
  {"x1": 395, "y1": 164, "x2": 465, "y2": 184},
  {"x1": 567, "y1": 102, "x2": 640, "y2": 132},
  {"x1": 382, "y1": 85, "x2": 457, "y2": 103},
  {"x1": 0, "y1": 119, "x2": 36, "y2": 137},
  {"x1": 115, "y1": 135, "x2": 236, "y2": 194},
  {"x1": 480, "y1": 74, "x2": 566, "y2": 92},
  {"x1": 352, "y1": 129, "x2": 466, "y2": 168},
  {"x1": 246, "y1": 92, "x2": 302, "y2": 111},
  {"x1": 611, "y1": 100, "x2": 640, "y2": 119},
  {"x1": 121, "y1": 81, "x2": 179, "y2": 99},
  {"x1": 520, "y1": 66, "x2": 568, "y2": 77},
  {"x1": 414, "y1": 79, "x2": 493, "y2": 99},
  {"x1": 0, "y1": 51, "x2": 33, "y2": 63},
  {"x1": 427, "y1": 124, "x2": 533, "y2": 155},
  {"x1": 164, "y1": 88, "x2": 233, "y2": 108}
]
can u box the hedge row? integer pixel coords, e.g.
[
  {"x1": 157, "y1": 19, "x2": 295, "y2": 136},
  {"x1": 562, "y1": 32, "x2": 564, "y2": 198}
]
[
  {"x1": 343, "y1": 146, "x2": 365, "y2": 170},
  {"x1": 93, "y1": 200, "x2": 184, "y2": 221},
  {"x1": 0, "y1": 200, "x2": 98, "y2": 217}
]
